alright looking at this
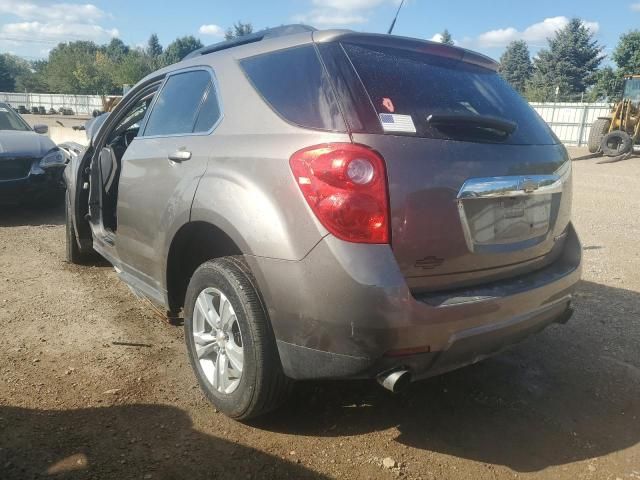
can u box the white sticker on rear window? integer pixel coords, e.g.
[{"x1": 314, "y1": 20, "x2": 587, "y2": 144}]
[
  {"x1": 0, "y1": 107, "x2": 8, "y2": 112},
  {"x1": 379, "y1": 113, "x2": 416, "y2": 133}
]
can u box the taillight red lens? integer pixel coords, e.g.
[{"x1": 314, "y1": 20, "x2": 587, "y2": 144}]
[{"x1": 289, "y1": 143, "x2": 389, "y2": 244}]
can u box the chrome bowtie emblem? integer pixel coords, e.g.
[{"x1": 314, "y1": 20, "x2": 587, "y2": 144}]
[{"x1": 519, "y1": 178, "x2": 539, "y2": 194}]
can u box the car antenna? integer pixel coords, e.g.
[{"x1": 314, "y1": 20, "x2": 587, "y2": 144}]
[{"x1": 387, "y1": 0, "x2": 405, "y2": 35}]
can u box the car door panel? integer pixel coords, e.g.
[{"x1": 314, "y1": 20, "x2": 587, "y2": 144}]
[
  {"x1": 115, "y1": 135, "x2": 211, "y2": 290},
  {"x1": 113, "y1": 68, "x2": 221, "y2": 294}
]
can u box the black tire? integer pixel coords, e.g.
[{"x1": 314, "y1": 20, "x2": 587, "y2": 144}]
[
  {"x1": 184, "y1": 256, "x2": 291, "y2": 420},
  {"x1": 65, "y1": 190, "x2": 90, "y2": 264},
  {"x1": 587, "y1": 118, "x2": 610, "y2": 153},
  {"x1": 600, "y1": 130, "x2": 633, "y2": 157}
]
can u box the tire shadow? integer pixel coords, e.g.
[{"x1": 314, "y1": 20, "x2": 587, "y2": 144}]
[
  {"x1": 0, "y1": 404, "x2": 327, "y2": 480},
  {"x1": 255, "y1": 280, "x2": 640, "y2": 472}
]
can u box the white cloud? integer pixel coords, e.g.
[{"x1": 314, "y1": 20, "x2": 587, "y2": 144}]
[
  {"x1": 199, "y1": 24, "x2": 224, "y2": 36},
  {"x1": 293, "y1": 0, "x2": 395, "y2": 27},
  {"x1": 1, "y1": 21, "x2": 118, "y2": 42},
  {"x1": 0, "y1": 1, "x2": 118, "y2": 57},
  {"x1": 429, "y1": 33, "x2": 458, "y2": 45},
  {"x1": 475, "y1": 27, "x2": 519, "y2": 48},
  {"x1": 631, "y1": 2, "x2": 640, "y2": 10},
  {"x1": 0, "y1": 0, "x2": 107, "y2": 24},
  {"x1": 469, "y1": 16, "x2": 599, "y2": 48}
]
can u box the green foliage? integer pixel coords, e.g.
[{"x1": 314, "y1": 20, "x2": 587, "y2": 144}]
[
  {"x1": 526, "y1": 18, "x2": 604, "y2": 102},
  {"x1": 39, "y1": 40, "x2": 153, "y2": 94},
  {"x1": 499, "y1": 40, "x2": 532, "y2": 94},
  {"x1": 225, "y1": 22, "x2": 253, "y2": 40},
  {"x1": 110, "y1": 49, "x2": 154, "y2": 86},
  {"x1": 0, "y1": 53, "x2": 31, "y2": 92},
  {"x1": 440, "y1": 29, "x2": 454, "y2": 46},
  {"x1": 147, "y1": 34, "x2": 163, "y2": 58},
  {"x1": 15, "y1": 60, "x2": 48, "y2": 92},
  {"x1": 104, "y1": 38, "x2": 130, "y2": 62},
  {"x1": 586, "y1": 67, "x2": 624, "y2": 102},
  {"x1": 612, "y1": 30, "x2": 640, "y2": 75},
  {"x1": 0, "y1": 22, "x2": 250, "y2": 94},
  {"x1": 162, "y1": 36, "x2": 203, "y2": 66},
  {"x1": 0, "y1": 55, "x2": 15, "y2": 91},
  {"x1": 43, "y1": 41, "x2": 114, "y2": 94}
]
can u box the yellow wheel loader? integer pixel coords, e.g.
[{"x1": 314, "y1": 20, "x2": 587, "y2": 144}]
[{"x1": 588, "y1": 75, "x2": 640, "y2": 157}]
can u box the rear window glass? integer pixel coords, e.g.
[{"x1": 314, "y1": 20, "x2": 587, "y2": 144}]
[
  {"x1": 342, "y1": 43, "x2": 556, "y2": 145},
  {"x1": 240, "y1": 46, "x2": 345, "y2": 132}
]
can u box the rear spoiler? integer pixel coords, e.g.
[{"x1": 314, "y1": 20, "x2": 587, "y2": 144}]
[
  {"x1": 313, "y1": 31, "x2": 499, "y2": 72},
  {"x1": 184, "y1": 24, "x2": 317, "y2": 60}
]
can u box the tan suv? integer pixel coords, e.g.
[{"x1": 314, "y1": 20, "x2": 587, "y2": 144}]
[{"x1": 64, "y1": 25, "x2": 581, "y2": 419}]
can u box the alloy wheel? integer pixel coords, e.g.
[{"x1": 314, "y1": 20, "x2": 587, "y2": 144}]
[{"x1": 192, "y1": 287, "x2": 244, "y2": 394}]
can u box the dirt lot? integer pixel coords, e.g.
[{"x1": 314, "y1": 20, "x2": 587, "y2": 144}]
[{"x1": 1, "y1": 148, "x2": 639, "y2": 480}]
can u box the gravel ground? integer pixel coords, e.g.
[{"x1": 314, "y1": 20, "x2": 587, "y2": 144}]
[{"x1": 0, "y1": 147, "x2": 639, "y2": 479}]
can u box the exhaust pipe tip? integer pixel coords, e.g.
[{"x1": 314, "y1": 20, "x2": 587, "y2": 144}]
[{"x1": 377, "y1": 369, "x2": 411, "y2": 393}]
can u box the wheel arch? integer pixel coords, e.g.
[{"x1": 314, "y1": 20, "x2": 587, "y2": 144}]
[{"x1": 165, "y1": 221, "x2": 245, "y2": 313}]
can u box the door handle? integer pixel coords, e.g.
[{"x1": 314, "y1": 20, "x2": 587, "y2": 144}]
[{"x1": 168, "y1": 150, "x2": 192, "y2": 162}]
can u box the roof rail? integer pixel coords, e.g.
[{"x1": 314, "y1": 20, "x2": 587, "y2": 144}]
[{"x1": 183, "y1": 24, "x2": 316, "y2": 60}]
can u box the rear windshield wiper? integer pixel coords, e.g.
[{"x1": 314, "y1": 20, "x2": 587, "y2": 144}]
[{"x1": 427, "y1": 113, "x2": 517, "y2": 136}]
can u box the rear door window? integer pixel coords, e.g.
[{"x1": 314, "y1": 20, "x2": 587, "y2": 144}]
[
  {"x1": 144, "y1": 70, "x2": 211, "y2": 137},
  {"x1": 342, "y1": 43, "x2": 556, "y2": 145},
  {"x1": 240, "y1": 45, "x2": 345, "y2": 132}
]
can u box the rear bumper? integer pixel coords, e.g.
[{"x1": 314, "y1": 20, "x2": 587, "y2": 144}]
[
  {"x1": 246, "y1": 224, "x2": 581, "y2": 381},
  {"x1": 0, "y1": 165, "x2": 65, "y2": 204}
]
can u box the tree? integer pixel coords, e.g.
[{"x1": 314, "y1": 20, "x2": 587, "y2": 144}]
[
  {"x1": 612, "y1": 30, "x2": 640, "y2": 76},
  {"x1": 111, "y1": 49, "x2": 154, "y2": 86},
  {"x1": 147, "y1": 33, "x2": 163, "y2": 58},
  {"x1": 104, "y1": 38, "x2": 130, "y2": 62},
  {"x1": 440, "y1": 29, "x2": 454, "y2": 46},
  {"x1": 162, "y1": 36, "x2": 203, "y2": 65},
  {"x1": 0, "y1": 55, "x2": 15, "y2": 91},
  {"x1": 225, "y1": 22, "x2": 253, "y2": 40},
  {"x1": 15, "y1": 60, "x2": 49, "y2": 92},
  {"x1": 587, "y1": 67, "x2": 624, "y2": 102},
  {"x1": 499, "y1": 40, "x2": 532, "y2": 94},
  {"x1": 0, "y1": 54, "x2": 31, "y2": 91},
  {"x1": 526, "y1": 18, "x2": 604, "y2": 102},
  {"x1": 45, "y1": 41, "x2": 116, "y2": 94}
]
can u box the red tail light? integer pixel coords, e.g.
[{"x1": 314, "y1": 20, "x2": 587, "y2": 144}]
[{"x1": 289, "y1": 143, "x2": 389, "y2": 244}]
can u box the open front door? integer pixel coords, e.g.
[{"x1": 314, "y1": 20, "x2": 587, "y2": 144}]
[{"x1": 86, "y1": 81, "x2": 162, "y2": 262}]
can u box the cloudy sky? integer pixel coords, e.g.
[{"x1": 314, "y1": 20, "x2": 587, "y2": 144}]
[{"x1": 0, "y1": 0, "x2": 639, "y2": 61}]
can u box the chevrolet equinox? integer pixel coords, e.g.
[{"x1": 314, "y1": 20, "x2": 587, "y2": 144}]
[{"x1": 64, "y1": 25, "x2": 582, "y2": 419}]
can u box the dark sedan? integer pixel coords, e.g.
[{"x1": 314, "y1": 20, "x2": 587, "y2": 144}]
[{"x1": 0, "y1": 103, "x2": 66, "y2": 204}]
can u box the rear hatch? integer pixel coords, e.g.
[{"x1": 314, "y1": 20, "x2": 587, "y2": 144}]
[{"x1": 317, "y1": 36, "x2": 572, "y2": 292}]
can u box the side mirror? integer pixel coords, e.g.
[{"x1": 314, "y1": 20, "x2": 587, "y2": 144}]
[{"x1": 33, "y1": 124, "x2": 49, "y2": 134}]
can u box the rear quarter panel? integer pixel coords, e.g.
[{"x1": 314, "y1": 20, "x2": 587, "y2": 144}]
[{"x1": 163, "y1": 51, "x2": 351, "y2": 288}]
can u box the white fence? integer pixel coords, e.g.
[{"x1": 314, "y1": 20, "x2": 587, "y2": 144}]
[
  {"x1": 530, "y1": 102, "x2": 612, "y2": 146},
  {"x1": 0, "y1": 91, "x2": 103, "y2": 116},
  {"x1": 0, "y1": 93, "x2": 613, "y2": 145}
]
